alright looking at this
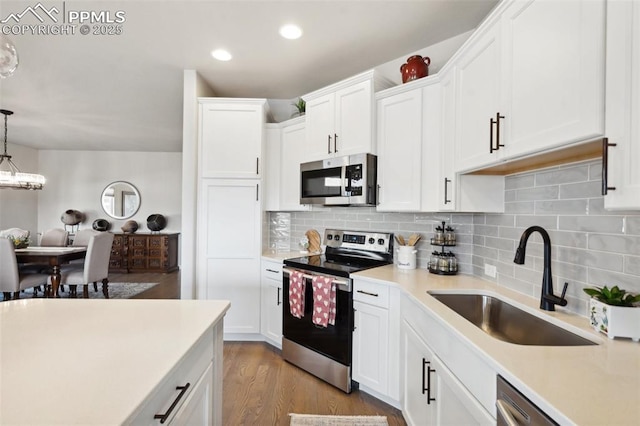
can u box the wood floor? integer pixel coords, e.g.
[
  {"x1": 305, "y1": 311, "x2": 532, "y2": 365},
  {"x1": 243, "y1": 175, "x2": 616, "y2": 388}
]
[{"x1": 108, "y1": 271, "x2": 407, "y2": 425}]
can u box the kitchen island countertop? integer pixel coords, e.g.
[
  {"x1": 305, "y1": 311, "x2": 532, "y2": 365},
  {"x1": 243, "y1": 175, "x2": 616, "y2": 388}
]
[
  {"x1": 0, "y1": 298, "x2": 230, "y2": 425},
  {"x1": 354, "y1": 265, "x2": 640, "y2": 426}
]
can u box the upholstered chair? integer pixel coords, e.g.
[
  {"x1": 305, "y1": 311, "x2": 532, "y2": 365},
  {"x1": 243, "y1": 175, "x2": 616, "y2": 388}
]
[
  {"x1": 0, "y1": 238, "x2": 49, "y2": 300},
  {"x1": 54, "y1": 232, "x2": 115, "y2": 298},
  {"x1": 40, "y1": 228, "x2": 69, "y2": 247},
  {"x1": 72, "y1": 229, "x2": 100, "y2": 247}
]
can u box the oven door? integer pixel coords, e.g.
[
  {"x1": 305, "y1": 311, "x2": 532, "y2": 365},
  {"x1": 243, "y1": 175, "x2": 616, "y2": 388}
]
[{"x1": 282, "y1": 268, "x2": 353, "y2": 366}]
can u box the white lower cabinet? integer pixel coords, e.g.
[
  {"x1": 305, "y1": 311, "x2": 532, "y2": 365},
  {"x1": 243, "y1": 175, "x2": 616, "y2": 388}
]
[
  {"x1": 261, "y1": 259, "x2": 283, "y2": 348},
  {"x1": 126, "y1": 321, "x2": 223, "y2": 425},
  {"x1": 400, "y1": 295, "x2": 495, "y2": 426},
  {"x1": 351, "y1": 279, "x2": 400, "y2": 405},
  {"x1": 197, "y1": 179, "x2": 261, "y2": 336}
]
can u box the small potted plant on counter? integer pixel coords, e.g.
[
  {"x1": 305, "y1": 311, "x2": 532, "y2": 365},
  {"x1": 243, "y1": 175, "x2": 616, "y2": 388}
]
[{"x1": 584, "y1": 285, "x2": 640, "y2": 342}]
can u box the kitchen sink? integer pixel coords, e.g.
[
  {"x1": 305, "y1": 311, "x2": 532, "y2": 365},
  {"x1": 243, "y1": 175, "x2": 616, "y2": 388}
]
[{"x1": 428, "y1": 291, "x2": 598, "y2": 346}]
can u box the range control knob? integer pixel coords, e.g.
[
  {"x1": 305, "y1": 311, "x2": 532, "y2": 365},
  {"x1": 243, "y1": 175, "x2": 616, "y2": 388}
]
[
  {"x1": 334, "y1": 234, "x2": 340, "y2": 242},
  {"x1": 368, "y1": 237, "x2": 375, "y2": 244},
  {"x1": 327, "y1": 234, "x2": 333, "y2": 241},
  {"x1": 378, "y1": 238, "x2": 386, "y2": 245}
]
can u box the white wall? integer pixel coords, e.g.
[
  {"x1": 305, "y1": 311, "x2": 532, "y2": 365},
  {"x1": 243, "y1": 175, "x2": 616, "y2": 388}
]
[
  {"x1": 0, "y1": 143, "x2": 39, "y2": 238},
  {"x1": 181, "y1": 70, "x2": 215, "y2": 299},
  {"x1": 37, "y1": 150, "x2": 182, "y2": 241}
]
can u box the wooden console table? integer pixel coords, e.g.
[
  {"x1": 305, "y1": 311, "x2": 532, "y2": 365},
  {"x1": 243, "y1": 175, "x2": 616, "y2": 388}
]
[{"x1": 109, "y1": 233, "x2": 179, "y2": 273}]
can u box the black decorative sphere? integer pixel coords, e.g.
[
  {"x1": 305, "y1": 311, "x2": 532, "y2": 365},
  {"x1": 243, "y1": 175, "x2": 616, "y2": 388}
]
[
  {"x1": 146, "y1": 214, "x2": 167, "y2": 232},
  {"x1": 92, "y1": 218, "x2": 110, "y2": 232}
]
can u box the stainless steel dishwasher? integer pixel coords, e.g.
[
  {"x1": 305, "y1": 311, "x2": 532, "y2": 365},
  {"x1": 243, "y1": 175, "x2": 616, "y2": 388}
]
[{"x1": 496, "y1": 375, "x2": 558, "y2": 426}]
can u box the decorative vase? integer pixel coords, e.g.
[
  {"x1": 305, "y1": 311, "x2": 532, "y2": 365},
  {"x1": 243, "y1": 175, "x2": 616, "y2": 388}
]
[
  {"x1": 400, "y1": 55, "x2": 431, "y2": 83},
  {"x1": 60, "y1": 209, "x2": 83, "y2": 225},
  {"x1": 589, "y1": 298, "x2": 640, "y2": 341},
  {"x1": 121, "y1": 220, "x2": 138, "y2": 233},
  {"x1": 146, "y1": 214, "x2": 167, "y2": 232},
  {"x1": 92, "y1": 218, "x2": 111, "y2": 232}
]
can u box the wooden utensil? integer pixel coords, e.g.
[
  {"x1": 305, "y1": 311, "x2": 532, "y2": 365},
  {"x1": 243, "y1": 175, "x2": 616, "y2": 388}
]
[
  {"x1": 408, "y1": 233, "x2": 421, "y2": 246},
  {"x1": 395, "y1": 235, "x2": 405, "y2": 246},
  {"x1": 398, "y1": 235, "x2": 406, "y2": 246}
]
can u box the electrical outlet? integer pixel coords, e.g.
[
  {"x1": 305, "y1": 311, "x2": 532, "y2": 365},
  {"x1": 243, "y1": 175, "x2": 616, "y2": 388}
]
[{"x1": 484, "y1": 263, "x2": 497, "y2": 278}]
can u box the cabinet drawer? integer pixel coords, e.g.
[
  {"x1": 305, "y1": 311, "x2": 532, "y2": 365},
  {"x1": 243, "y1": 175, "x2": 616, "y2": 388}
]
[
  {"x1": 262, "y1": 260, "x2": 282, "y2": 281},
  {"x1": 354, "y1": 279, "x2": 390, "y2": 309},
  {"x1": 124, "y1": 329, "x2": 214, "y2": 425}
]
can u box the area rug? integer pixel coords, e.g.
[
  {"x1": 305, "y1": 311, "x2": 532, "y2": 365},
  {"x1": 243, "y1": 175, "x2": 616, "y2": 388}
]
[
  {"x1": 19, "y1": 282, "x2": 159, "y2": 299},
  {"x1": 289, "y1": 414, "x2": 388, "y2": 426}
]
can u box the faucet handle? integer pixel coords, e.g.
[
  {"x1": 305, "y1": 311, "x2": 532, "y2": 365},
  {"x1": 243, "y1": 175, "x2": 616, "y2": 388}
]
[{"x1": 560, "y1": 282, "x2": 568, "y2": 300}]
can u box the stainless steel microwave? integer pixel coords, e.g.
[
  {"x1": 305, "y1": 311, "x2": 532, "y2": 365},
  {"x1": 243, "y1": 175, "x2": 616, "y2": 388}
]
[{"x1": 300, "y1": 153, "x2": 377, "y2": 206}]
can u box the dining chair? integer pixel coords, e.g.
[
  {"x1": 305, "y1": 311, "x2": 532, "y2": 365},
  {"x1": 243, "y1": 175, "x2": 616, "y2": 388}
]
[
  {"x1": 0, "y1": 238, "x2": 49, "y2": 301},
  {"x1": 55, "y1": 232, "x2": 115, "y2": 298},
  {"x1": 72, "y1": 229, "x2": 100, "y2": 247},
  {"x1": 40, "y1": 228, "x2": 69, "y2": 246}
]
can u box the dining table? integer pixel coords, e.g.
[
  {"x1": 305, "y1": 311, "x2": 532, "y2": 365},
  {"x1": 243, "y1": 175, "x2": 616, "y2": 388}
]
[{"x1": 15, "y1": 246, "x2": 87, "y2": 298}]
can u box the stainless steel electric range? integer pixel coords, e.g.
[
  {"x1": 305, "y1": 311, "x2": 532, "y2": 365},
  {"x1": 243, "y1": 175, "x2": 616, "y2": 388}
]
[{"x1": 282, "y1": 229, "x2": 394, "y2": 393}]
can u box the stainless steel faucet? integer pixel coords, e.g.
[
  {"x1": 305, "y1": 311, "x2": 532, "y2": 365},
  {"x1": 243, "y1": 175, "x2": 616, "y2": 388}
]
[{"x1": 513, "y1": 226, "x2": 568, "y2": 311}]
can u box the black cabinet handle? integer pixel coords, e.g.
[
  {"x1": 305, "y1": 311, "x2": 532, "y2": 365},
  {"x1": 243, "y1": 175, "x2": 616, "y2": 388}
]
[
  {"x1": 356, "y1": 289, "x2": 378, "y2": 297},
  {"x1": 444, "y1": 178, "x2": 451, "y2": 204},
  {"x1": 422, "y1": 359, "x2": 436, "y2": 404},
  {"x1": 490, "y1": 112, "x2": 505, "y2": 153},
  {"x1": 266, "y1": 269, "x2": 279, "y2": 274},
  {"x1": 256, "y1": 184, "x2": 259, "y2": 201},
  {"x1": 334, "y1": 133, "x2": 338, "y2": 153},
  {"x1": 277, "y1": 287, "x2": 281, "y2": 306},
  {"x1": 154, "y1": 383, "x2": 191, "y2": 423},
  {"x1": 327, "y1": 135, "x2": 332, "y2": 154},
  {"x1": 256, "y1": 157, "x2": 259, "y2": 175},
  {"x1": 602, "y1": 137, "x2": 617, "y2": 195}
]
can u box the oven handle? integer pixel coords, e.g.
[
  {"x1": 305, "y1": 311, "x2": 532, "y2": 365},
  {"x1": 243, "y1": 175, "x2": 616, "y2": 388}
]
[{"x1": 283, "y1": 267, "x2": 351, "y2": 292}]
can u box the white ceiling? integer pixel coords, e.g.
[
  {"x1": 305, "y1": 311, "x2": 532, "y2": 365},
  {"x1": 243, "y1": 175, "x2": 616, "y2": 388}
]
[{"x1": 0, "y1": 0, "x2": 498, "y2": 153}]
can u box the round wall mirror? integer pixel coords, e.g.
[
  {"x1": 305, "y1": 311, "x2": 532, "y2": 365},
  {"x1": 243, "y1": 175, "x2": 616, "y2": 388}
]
[{"x1": 101, "y1": 181, "x2": 141, "y2": 219}]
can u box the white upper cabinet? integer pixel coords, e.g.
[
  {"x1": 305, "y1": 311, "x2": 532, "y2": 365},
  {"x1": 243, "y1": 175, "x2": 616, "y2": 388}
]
[
  {"x1": 280, "y1": 118, "x2": 310, "y2": 211},
  {"x1": 199, "y1": 99, "x2": 267, "y2": 179},
  {"x1": 376, "y1": 86, "x2": 424, "y2": 211},
  {"x1": 454, "y1": 22, "x2": 503, "y2": 172},
  {"x1": 303, "y1": 70, "x2": 393, "y2": 162},
  {"x1": 263, "y1": 125, "x2": 281, "y2": 211},
  {"x1": 453, "y1": 0, "x2": 606, "y2": 173},
  {"x1": 500, "y1": 0, "x2": 605, "y2": 159},
  {"x1": 604, "y1": 0, "x2": 640, "y2": 210}
]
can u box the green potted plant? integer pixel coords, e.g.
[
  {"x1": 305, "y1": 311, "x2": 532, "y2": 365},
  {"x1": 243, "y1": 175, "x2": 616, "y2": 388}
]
[
  {"x1": 7, "y1": 234, "x2": 30, "y2": 249},
  {"x1": 584, "y1": 285, "x2": 640, "y2": 341},
  {"x1": 292, "y1": 98, "x2": 305, "y2": 117}
]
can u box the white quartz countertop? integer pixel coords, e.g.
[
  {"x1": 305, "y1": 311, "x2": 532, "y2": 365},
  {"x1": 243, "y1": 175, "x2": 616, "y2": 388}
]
[
  {"x1": 262, "y1": 250, "x2": 312, "y2": 261},
  {"x1": 0, "y1": 299, "x2": 230, "y2": 425},
  {"x1": 354, "y1": 265, "x2": 640, "y2": 426}
]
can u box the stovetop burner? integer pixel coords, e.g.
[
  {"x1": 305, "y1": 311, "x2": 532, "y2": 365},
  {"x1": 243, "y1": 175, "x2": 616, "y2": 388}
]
[{"x1": 283, "y1": 229, "x2": 394, "y2": 277}]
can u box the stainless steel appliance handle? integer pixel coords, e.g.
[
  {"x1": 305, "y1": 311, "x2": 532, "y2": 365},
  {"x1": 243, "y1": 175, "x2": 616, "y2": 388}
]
[
  {"x1": 496, "y1": 399, "x2": 520, "y2": 426},
  {"x1": 283, "y1": 267, "x2": 351, "y2": 291}
]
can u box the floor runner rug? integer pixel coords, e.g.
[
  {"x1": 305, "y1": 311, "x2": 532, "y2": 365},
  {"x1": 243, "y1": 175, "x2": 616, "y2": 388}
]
[
  {"x1": 18, "y1": 282, "x2": 159, "y2": 299},
  {"x1": 289, "y1": 414, "x2": 388, "y2": 426}
]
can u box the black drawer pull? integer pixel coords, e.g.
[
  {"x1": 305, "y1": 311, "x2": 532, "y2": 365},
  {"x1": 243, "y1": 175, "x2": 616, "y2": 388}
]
[
  {"x1": 602, "y1": 137, "x2": 617, "y2": 195},
  {"x1": 154, "y1": 383, "x2": 191, "y2": 424},
  {"x1": 356, "y1": 290, "x2": 379, "y2": 297},
  {"x1": 265, "y1": 269, "x2": 280, "y2": 274}
]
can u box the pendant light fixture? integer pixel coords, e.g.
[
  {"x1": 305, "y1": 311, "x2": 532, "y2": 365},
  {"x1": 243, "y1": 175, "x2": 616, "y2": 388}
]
[{"x1": 0, "y1": 109, "x2": 45, "y2": 190}]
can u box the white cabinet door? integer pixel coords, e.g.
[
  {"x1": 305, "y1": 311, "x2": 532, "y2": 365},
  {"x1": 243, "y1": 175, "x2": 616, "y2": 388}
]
[
  {"x1": 402, "y1": 320, "x2": 493, "y2": 426},
  {"x1": 198, "y1": 179, "x2": 261, "y2": 335},
  {"x1": 454, "y1": 23, "x2": 503, "y2": 173},
  {"x1": 604, "y1": 0, "x2": 640, "y2": 210},
  {"x1": 334, "y1": 80, "x2": 374, "y2": 156},
  {"x1": 402, "y1": 319, "x2": 436, "y2": 426},
  {"x1": 376, "y1": 88, "x2": 423, "y2": 212},
  {"x1": 261, "y1": 260, "x2": 283, "y2": 348},
  {"x1": 304, "y1": 93, "x2": 335, "y2": 161},
  {"x1": 280, "y1": 120, "x2": 310, "y2": 211},
  {"x1": 435, "y1": 71, "x2": 457, "y2": 211},
  {"x1": 170, "y1": 363, "x2": 214, "y2": 426},
  {"x1": 199, "y1": 99, "x2": 265, "y2": 179},
  {"x1": 500, "y1": 0, "x2": 605, "y2": 159},
  {"x1": 263, "y1": 125, "x2": 281, "y2": 211},
  {"x1": 353, "y1": 300, "x2": 389, "y2": 394}
]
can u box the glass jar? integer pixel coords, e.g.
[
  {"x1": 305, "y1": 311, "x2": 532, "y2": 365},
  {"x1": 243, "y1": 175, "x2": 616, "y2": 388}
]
[
  {"x1": 434, "y1": 225, "x2": 445, "y2": 245},
  {"x1": 438, "y1": 253, "x2": 449, "y2": 272},
  {"x1": 429, "y1": 251, "x2": 439, "y2": 270},
  {"x1": 445, "y1": 226, "x2": 456, "y2": 245},
  {"x1": 448, "y1": 253, "x2": 458, "y2": 272}
]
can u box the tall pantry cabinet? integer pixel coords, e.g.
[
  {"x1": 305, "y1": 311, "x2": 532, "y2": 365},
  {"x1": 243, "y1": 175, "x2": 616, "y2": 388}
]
[{"x1": 197, "y1": 98, "x2": 267, "y2": 337}]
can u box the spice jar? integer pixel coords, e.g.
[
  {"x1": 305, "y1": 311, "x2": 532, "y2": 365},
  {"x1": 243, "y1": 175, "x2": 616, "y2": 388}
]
[
  {"x1": 434, "y1": 225, "x2": 445, "y2": 245},
  {"x1": 445, "y1": 226, "x2": 456, "y2": 245}
]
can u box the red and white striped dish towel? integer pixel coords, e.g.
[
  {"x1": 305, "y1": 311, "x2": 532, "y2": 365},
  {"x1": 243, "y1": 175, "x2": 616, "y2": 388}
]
[
  {"x1": 289, "y1": 270, "x2": 306, "y2": 319},
  {"x1": 312, "y1": 275, "x2": 336, "y2": 327}
]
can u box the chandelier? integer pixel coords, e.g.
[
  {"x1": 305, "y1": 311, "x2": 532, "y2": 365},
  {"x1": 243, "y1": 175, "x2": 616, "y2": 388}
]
[{"x1": 0, "y1": 110, "x2": 45, "y2": 190}]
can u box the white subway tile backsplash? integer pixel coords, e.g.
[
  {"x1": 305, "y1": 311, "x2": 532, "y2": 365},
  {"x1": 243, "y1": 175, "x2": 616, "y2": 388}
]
[{"x1": 268, "y1": 160, "x2": 640, "y2": 318}]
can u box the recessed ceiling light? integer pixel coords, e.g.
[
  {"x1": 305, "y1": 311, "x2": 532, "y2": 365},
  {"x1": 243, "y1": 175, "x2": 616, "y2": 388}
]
[
  {"x1": 211, "y1": 49, "x2": 232, "y2": 61},
  {"x1": 279, "y1": 24, "x2": 303, "y2": 40}
]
